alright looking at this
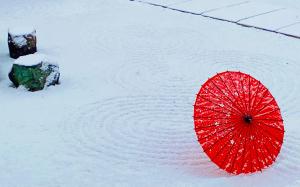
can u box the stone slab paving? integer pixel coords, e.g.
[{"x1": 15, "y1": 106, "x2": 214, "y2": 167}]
[
  {"x1": 168, "y1": 0, "x2": 248, "y2": 14},
  {"x1": 139, "y1": 0, "x2": 189, "y2": 6},
  {"x1": 279, "y1": 23, "x2": 300, "y2": 37},
  {"x1": 204, "y1": 2, "x2": 283, "y2": 22},
  {"x1": 136, "y1": 0, "x2": 300, "y2": 39},
  {"x1": 240, "y1": 9, "x2": 300, "y2": 31}
]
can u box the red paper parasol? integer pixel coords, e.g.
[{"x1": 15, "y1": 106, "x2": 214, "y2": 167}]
[{"x1": 194, "y1": 71, "x2": 284, "y2": 174}]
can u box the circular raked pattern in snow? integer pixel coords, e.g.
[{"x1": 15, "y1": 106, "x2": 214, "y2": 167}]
[
  {"x1": 190, "y1": 51, "x2": 300, "y2": 117},
  {"x1": 106, "y1": 50, "x2": 300, "y2": 116},
  {"x1": 61, "y1": 95, "x2": 300, "y2": 181},
  {"x1": 62, "y1": 95, "x2": 224, "y2": 176},
  {"x1": 273, "y1": 133, "x2": 300, "y2": 179}
]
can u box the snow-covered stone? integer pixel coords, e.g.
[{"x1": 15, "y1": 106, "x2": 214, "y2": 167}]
[
  {"x1": 9, "y1": 26, "x2": 36, "y2": 36},
  {"x1": 9, "y1": 54, "x2": 60, "y2": 91},
  {"x1": 8, "y1": 28, "x2": 37, "y2": 59},
  {"x1": 14, "y1": 53, "x2": 48, "y2": 66}
]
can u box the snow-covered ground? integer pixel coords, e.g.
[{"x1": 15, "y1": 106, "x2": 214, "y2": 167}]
[{"x1": 0, "y1": 0, "x2": 300, "y2": 186}]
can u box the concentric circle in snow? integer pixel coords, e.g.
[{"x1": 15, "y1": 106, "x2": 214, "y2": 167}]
[
  {"x1": 274, "y1": 133, "x2": 300, "y2": 178},
  {"x1": 106, "y1": 50, "x2": 300, "y2": 117},
  {"x1": 65, "y1": 49, "x2": 300, "y2": 183},
  {"x1": 62, "y1": 95, "x2": 224, "y2": 177},
  {"x1": 61, "y1": 95, "x2": 300, "y2": 183},
  {"x1": 194, "y1": 51, "x2": 300, "y2": 118}
]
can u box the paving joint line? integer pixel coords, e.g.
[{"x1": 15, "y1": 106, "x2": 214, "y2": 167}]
[
  {"x1": 131, "y1": 0, "x2": 300, "y2": 40},
  {"x1": 236, "y1": 8, "x2": 285, "y2": 22},
  {"x1": 275, "y1": 21, "x2": 300, "y2": 31},
  {"x1": 201, "y1": 1, "x2": 250, "y2": 15}
]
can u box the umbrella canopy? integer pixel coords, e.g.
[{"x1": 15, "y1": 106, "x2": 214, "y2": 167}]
[{"x1": 194, "y1": 71, "x2": 284, "y2": 174}]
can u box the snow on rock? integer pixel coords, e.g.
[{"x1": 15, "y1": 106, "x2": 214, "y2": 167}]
[
  {"x1": 8, "y1": 27, "x2": 36, "y2": 48},
  {"x1": 8, "y1": 26, "x2": 36, "y2": 36},
  {"x1": 0, "y1": 0, "x2": 300, "y2": 186},
  {"x1": 8, "y1": 27, "x2": 37, "y2": 58},
  {"x1": 14, "y1": 53, "x2": 48, "y2": 66},
  {"x1": 41, "y1": 62, "x2": 60, "y2": 87},
  {"x1": 9, "y1": 53, "x2": 60, "y2": 91},
  {"x1": 11, "y1": 35, "x2": 27, "y2": 47}
]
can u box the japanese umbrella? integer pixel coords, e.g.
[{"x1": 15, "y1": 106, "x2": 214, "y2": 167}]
[{"x1": 194, "y1": 71, "x2": 284, "y2": 174}]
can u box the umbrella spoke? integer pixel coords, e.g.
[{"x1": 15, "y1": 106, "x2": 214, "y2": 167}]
[
  {"x1": 252, "y1": 124, "x2": 274, "y2": 165},
  {"x1": 255, "y1": 125, "x2": 278, "y2": 162},
  {"x1": 250, "y1": 89, "x2": 269, "y2": 114},
  {"x1": 252, "y1": 97, "x2": 275, "y2": 116},
  {"x1": 217, "y1": 73, "x2": 246, "y2": 114},
  {"x1": 197, "y1": 94, "x2": 243, "y2": 116},
  {"x1": 194, "y1": 116, "x2": 239, "y2": 120},
  {"x1": 256, "y1": 121, "x2": 284, "y2": 140},
  {"x1": 254, "y1": 118, "x2": 283, "y2": 122},
  {"x1": 239, "y1": 126, "x2": 252, "y2": 173},
  {"x1": 229, "y1": 74, "x2": 246, "y2": 113},
  {"x1": 255, "y1": 120, "x2": 284, "y2": 132},
  {"x1": 217, "y1": 73, "x2": 245, "y2": 111},
  {"x1": 196, "y1": 105, "x2": 235, "y2": 116},
  {"x1": 248, "y1": 74, "x2": 251, "y2": 114},
  {"x1": 253, "y1": 108, "x2": 280, "y2": 118},
  {"x1": 248, "y1": 82, "x2": 263, "y2": 115},
  {"x1": 194, "y1": 71, "x2": 284, "y2": 174},
  {"x1": 222, "y1": 125, "x2": 249, "y2": 173},
  {"x1": 201, "y1": 85, "x2": 244, "y2": 114},
  {"x1": 245, "y1": 124, "x2": 254, "y2": 173},
  {"x1": 227, "y1": 72, "x2": 248, "y2": 113},
  {"x1": 203, "y1": 121, "x2": 242, "y2": 153},
  {"x1": 251, "y1": 124, "x2": 264, "y2": 172},
  {"x1": 197, "y1": 124, "x2": 238, "y2": 141},
  {"x1": 255, "y1": 123, "x2": 283, "y2": 150},
  {"x1": 228, "y1": 126, "x2": 249, "y2": 173},
  {"x1": 211, "y1": 125, "x2": 245, "y2": 165},
  {"x1": 239, "y1": 72, "x2": 249, "y2": 113},
  {"x1": 195, "y1": 120, "x2": 233, "y2": 130}
]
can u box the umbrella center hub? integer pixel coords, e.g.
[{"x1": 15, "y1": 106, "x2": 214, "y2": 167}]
[{"x1": 243, "y1": 115, "x2": 253, "y2": 124}]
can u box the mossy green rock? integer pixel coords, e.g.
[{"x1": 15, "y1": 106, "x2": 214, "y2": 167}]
[{"x1": 9, "y1": 62, "x2": 60, "y2": 92}]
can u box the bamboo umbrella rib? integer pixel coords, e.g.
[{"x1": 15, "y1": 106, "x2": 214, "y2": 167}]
[
  {"x1": 251, "y1": 124, "x2": 264, "y2": 172},
  {"x1": 248, "y1": 82, "x2": 264, "y2": 114},
  {"x1": 210, "y1": 79, "x2": 245, "y2": 114},
  {"x1": 256, "y1": 120, "x2": 284, "y2": 132},
  {"x1": 197, "y1": 94, "x2": 243, "y2": 116},
  {"x1": 228, "y1": 72, "x2": 248, "y2": 112},
  {"x1": 203, "y1": 122, "x2": 243, "y2": 153},
  {"x1": 200, "y1": 84, "x2": 244, "y2": 115},
  {"x1": 255, "y1": 123, "x2": 282, "y2": 153},
  {"x1": 252, "y1": 124, "x2": 271, "y2": 168},
  {"x1": 195, "y1": 120, "x2": 236, "y2": 129},
  {"x1": 252, "y1": 98, "x2": 275, "y2": 116},
  {"x1": 223, "y1": 125, "x2": 248, "y2": 172},
  {"x1": 255, "y1": 124, "x2": 277, "y2": 162},
  {"x1": 255, "y1": 122, "x2": 283, "y2": 143},
  {"x1": 211, "y1": 125, "x2": 246, "y2": 163},
  {"x1": 250, "y1": 89, "x2": 269, "y2": 113},
  {"x1": 239, "y1": 72, "x2": 249, "y2": 113},
  {"x1": 253, "y1": 108, "x2": 280, "y2": 118},
  {"x1": 198, "y1": 124, "x2": 238, "y2": 141},
  {"x1": 217, "y1": 73, "x2": 246, "y2": 114}
]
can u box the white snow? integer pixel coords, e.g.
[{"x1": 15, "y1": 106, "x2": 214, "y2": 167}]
[
  {"x1": 11, "y1": 35, "x2": 27, "y2": 47},
  {"x1": 42, "y1": 62, "x2": 60, "y2": 86},
  {"x1": 0, "y1": 0, "x2": 299, "y2": 187},
  {"x1": 8, "y1": 26, "x2": 36, "y2": 36},
  {"x1": 14, "y1": 53, "x2": 47, "y2": 66},
  {"x1": 9, "y1": 27, "x2": 36, "y2": 47}
]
